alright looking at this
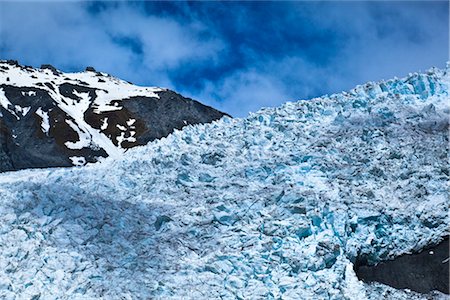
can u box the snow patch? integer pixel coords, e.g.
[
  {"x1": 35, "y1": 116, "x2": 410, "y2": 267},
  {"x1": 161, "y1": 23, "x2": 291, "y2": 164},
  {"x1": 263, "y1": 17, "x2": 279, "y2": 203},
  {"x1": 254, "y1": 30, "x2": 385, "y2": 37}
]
[
  {"x1": 116, "y1": 131, "x2": 136, "y2": 147},
  {"x1": 100, "y1": 117, "x2": 108, "y2": 131},
  {"x1": 15, "y1": 105, "x2": 31, "y2": 116},
  {"x1": 35, "y1": 108, "x2": 50, "y2": 135},
  {"x1": 0, "y1": 88, "x2": 19, "y2": 119},
  {"x1": 21, "y1": 91, "x2": 36, "y2": 97},
  {"x1": 64, "y1": 119, "x2": 91, "y2": 150},
  {"x1": 116, "y1": 124, "x2": 127, "y2": 131},
  {"x1": 126, "y1": 119, "x2": 136, "y2": 126},
  {"x1": 69, "y1": 156, "x2": 86, "y2": 166}
]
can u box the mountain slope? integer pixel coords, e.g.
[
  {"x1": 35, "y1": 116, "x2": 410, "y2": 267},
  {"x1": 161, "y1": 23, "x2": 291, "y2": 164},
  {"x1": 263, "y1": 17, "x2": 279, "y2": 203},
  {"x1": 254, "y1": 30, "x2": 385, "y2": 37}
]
[
  {"x1": 0, "y1": 65, "x2": 448, "y2": 299},
  {"x1": 0, "y1": 60, "x2": 227, "y2": 171}
]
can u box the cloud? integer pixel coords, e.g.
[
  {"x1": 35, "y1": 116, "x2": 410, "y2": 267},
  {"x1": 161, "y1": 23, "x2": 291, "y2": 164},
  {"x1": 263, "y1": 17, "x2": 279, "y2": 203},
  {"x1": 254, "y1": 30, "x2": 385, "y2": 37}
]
[
  {"x1": 0, "y1": 2, "x2": 225, "y2": 88},
  {"x1": 293, "y1": 1, "x2": 449, "y2": 84},
  {"x1": 94, "y1": 4, "x2": 225, "y2": 70},
  {"x1": 182, "y1": 56, "x2": 346, "y2": 117},
  {"x1": 191, "y1": 69, "x2": 288, "y2": 117},
  {"x1": 0, "y1": 3, "x2": 126, "y2": 70},
  {"x1": 0, "y1": 1, "x2": 448, "y2": 117},
  {"x1": 170, "y1": 1, "x2": 448, "y2": 117}
]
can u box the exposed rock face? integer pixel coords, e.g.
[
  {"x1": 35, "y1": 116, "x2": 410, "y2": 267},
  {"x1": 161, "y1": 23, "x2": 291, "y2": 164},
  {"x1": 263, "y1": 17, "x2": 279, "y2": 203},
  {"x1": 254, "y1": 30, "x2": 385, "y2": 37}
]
[
  {"x1": 355, "y1": 237, "x2": 449, "y2": 294},
  {"x1": 0, "y1": 61, "x2": 228, "y2": 171}
]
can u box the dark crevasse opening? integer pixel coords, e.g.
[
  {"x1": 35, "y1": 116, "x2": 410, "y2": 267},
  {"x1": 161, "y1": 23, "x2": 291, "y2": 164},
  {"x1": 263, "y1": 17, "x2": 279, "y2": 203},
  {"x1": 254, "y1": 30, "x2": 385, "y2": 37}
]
[{"x1": 354, "y1": 237, "x2": 449, "y2": 294}]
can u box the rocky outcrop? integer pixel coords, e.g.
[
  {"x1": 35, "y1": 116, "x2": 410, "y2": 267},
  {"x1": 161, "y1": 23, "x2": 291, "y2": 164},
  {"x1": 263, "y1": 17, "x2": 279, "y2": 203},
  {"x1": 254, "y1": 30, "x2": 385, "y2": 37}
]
[
  {"x1": 0, "y1": 60, "x2": 228, "y2": 171},
  {"x1": 355, "y1": 237, "x2": 449, "y2": 294}
]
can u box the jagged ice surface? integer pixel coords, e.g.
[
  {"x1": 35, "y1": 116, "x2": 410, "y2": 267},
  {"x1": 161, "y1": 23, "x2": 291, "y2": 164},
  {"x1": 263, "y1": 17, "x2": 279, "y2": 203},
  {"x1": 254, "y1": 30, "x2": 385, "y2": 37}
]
[{"x1": 0, "y1": 67, "x2": 448, "y2": 299}]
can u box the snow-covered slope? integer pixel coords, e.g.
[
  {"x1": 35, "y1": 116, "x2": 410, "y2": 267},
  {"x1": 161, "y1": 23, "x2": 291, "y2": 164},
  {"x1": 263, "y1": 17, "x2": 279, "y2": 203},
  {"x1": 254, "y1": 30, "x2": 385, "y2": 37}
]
[
  {"x1": 0, "y1": 65, "x2": 448, "y2": 299},
  {"x1": 0, "y1": 60, "x2": 227, "y2": 171}
]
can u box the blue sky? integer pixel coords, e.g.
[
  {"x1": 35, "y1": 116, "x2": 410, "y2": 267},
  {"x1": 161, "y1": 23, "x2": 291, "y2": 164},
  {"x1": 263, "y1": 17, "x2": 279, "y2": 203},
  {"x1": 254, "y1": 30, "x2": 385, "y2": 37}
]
[{"x1": 0, "y1": 1, "x2": 448, "y2": 117}]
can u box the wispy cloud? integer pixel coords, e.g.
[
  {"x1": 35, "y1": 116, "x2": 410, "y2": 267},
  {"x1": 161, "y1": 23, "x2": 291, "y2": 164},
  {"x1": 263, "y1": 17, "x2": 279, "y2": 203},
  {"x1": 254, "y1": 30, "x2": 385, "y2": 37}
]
[{"x1": 0, "y1": 1, "x2": 447, "y2": 117}]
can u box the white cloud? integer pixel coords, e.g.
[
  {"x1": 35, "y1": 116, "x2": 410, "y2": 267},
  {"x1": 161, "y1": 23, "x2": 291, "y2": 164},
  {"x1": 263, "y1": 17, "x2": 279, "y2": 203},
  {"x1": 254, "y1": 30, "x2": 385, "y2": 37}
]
[
  {"x1": 185, "y1": 57, "x2": 339, "y2": 117},
  {"x1": 95, "y1": 5, "x2": 225, "y2": 71},
  {"x1": 0, "y1": 2, "x2": 226, "y2": 89}
]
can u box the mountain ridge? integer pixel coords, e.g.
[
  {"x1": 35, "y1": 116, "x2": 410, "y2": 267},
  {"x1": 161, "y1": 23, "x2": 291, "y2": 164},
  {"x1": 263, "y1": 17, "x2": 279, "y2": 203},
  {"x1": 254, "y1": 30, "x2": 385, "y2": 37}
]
[{"x1": 0, "y1": 60, "x2": 228, "y2": 171}]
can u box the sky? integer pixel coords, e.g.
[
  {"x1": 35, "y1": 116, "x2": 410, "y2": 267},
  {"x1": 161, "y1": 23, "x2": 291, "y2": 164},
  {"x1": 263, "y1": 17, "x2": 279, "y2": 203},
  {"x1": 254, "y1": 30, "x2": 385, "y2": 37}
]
[{"x1": 0, "y1": 1, "x2": 448, "y2": 117}]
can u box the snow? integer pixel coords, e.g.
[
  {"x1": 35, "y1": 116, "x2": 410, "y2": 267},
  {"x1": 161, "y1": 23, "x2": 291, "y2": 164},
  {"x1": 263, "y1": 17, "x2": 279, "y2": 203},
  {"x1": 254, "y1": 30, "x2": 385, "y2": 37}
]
[
  {"x1": 69, "y1": 156, "x2": 86, "y2": 167},
  {"x1": 0, "y1": 61, "x2": 165, "y2": 157},
  {"x1": 21, "y1": 91, "x2": 36, "y2": 97},
  {"x1": 46, "y1": 87, "x2": 121, "y2": 157},
  {"x1": 0, "y1": 88, "x2": 19, "y2": 119},
  {"x1": 0, "y1": 87, "x2": 31, "y2": 118},
  {"x1": 116, "y1": 131, "x2": 137, "y2": 147},
  {"x1": 116, "y1": 124, "x2": 127, "y2": 131},
  {"x1": 0, "y1": 62, "x2": 164, "y2": 104},
  {"x1": 71, "y1": 90, "x2": 91, "y2": 116},
  {"x1": 0, "y1": 65, "x2": 448, "y2": 299},
  {"x1": 14, "y1": 105, "x2": 31, "y2": 116},
  {"x1": 64, "y1": 119, "x2": 91, "y2": 150},
  {"x1": 35, "y1": 108, "x2": 50, "y2": 135},
  {"x1": 126, "y1": 118, "x2": 136, "y2": 126},
  {"x1": 100, "y1": 117, "x2": 109, "y2": 131}
]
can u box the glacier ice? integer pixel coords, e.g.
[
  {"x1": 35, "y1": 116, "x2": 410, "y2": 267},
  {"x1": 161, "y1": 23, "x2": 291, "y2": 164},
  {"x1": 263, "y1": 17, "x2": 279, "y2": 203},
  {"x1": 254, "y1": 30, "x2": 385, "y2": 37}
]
[{"x1": 0, "y1": 66, "x2": 448, "y2": 299}]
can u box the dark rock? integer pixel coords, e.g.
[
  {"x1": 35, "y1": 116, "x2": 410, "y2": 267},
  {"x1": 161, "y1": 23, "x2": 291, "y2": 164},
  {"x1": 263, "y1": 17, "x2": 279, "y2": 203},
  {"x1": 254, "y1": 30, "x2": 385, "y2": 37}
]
[
  {"x1": 40, "y1": 64, "x2": 60, "y2": 75},
  {"x1": 118, "y1": 90, "x2": 230, "y2": 146},
  {"x1": 0, "y1": 63, "x2": 229, "y2": 172},
  {"x1": 0, "y1": 85, "x2": 108, "y2": 171},
  {"x1": 85, "y1": 66, "x2": 96, "y2": 72},
  {"x1": 40, "y1": 64, "x2": 58, "y2": 72},
  {"x1": 355, "y1": 237, "x2": 449, "y2": 294},
  {"x1": 154, "y1": 215, "x2": 172, "y2": 230},
  {"x1": 5, "y1": 60, "x2": 19, "y2": 66},
  {"x1": 58, "y1": 83, "x2": 97, "y2": 101}
]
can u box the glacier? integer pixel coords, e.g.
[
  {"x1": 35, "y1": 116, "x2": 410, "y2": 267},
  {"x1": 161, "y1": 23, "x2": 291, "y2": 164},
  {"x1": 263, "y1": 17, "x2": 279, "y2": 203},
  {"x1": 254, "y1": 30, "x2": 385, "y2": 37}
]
[{"x1": 0, "y1": 65, "x2": 448, "y2": 299}]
